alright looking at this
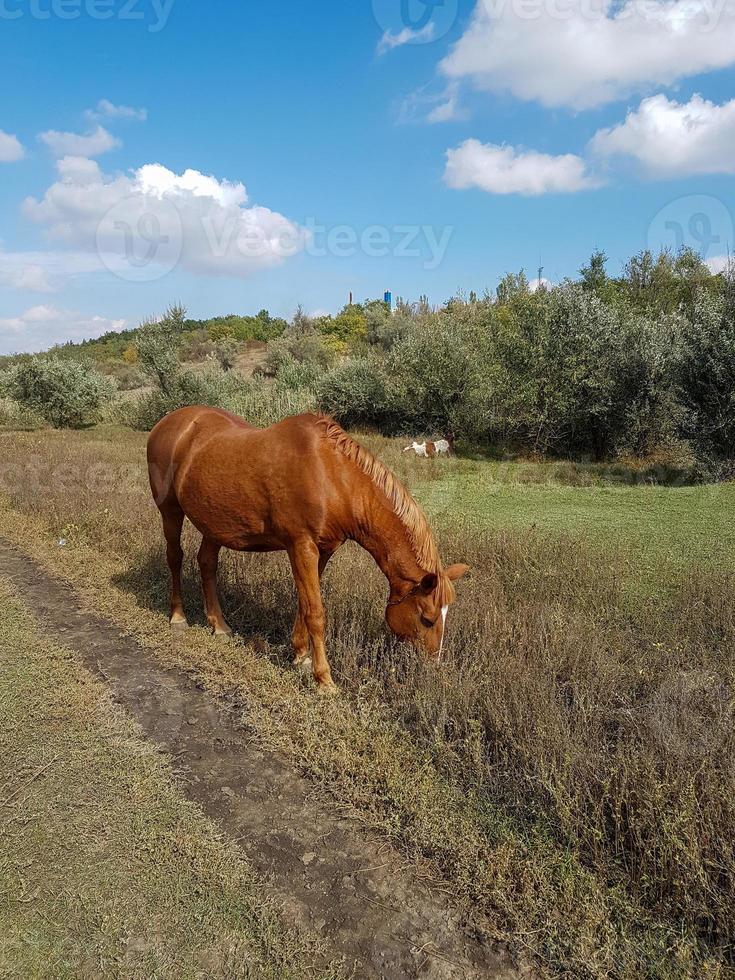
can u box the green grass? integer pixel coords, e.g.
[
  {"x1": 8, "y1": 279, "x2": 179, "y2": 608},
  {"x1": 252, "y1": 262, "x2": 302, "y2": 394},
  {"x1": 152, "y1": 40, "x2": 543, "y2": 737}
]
[
  {"x1": 0, "y1": 576, "x2": 339, "y2": 980},
  {"x1": 414, "y1": 462, "x2": 735, "y2": 593}
]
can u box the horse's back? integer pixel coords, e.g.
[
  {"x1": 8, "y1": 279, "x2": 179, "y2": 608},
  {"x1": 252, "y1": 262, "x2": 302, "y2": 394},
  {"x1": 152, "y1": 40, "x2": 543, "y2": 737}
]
[{"x1": 146, "y1": 408, "x2": 337, "y2": 547}]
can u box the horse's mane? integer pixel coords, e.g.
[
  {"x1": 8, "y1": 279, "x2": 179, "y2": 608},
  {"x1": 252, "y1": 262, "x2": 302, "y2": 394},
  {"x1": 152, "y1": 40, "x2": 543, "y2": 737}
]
[{"x1": 314, "y1": 415, "x2": 441, "y2": 573}]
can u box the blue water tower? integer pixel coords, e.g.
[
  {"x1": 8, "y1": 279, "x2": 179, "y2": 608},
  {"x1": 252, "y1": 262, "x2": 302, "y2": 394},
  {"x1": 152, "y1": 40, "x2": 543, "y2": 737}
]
[{"x1": 384, "y1": 290, "x2": 392, "y2": 308}]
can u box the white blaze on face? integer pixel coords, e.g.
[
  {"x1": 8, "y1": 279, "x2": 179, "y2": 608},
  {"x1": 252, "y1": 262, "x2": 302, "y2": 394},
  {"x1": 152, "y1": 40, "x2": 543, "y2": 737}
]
[{"x1": 438, "y1": 605, "x2": 449, "y2": 661}]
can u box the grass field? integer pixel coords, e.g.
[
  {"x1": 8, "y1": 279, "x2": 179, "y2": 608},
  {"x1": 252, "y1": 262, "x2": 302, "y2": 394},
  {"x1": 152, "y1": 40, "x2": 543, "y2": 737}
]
[
  {"x1": 1, "y1": 424, "x2": 734, "y2": 978},
  {"x1": 416, "y1": 462, "x2": 735, "y2": 596},
  {"x1": 0, "y1": 576, "x2": 339, "y2": 980}
]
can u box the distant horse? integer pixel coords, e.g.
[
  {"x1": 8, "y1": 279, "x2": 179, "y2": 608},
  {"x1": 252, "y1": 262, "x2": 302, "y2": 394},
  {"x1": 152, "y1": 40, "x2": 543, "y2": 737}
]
[
  {"x1": 403, "y1": 436, "x2": 454, "y2": 458},
  {"x1": 147, "y1": 408, "x2": 469, "y2": 692}
]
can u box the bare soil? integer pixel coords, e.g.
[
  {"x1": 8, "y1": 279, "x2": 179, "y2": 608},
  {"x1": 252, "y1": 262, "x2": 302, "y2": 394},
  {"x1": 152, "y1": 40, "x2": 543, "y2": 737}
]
[{"x1": 0, "y1": 537, "x2": 521, "y2": 980}]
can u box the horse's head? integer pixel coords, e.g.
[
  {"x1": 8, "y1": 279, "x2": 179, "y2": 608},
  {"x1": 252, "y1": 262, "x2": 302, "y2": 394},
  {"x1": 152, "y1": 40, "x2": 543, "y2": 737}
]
[{"x1": 385, "y1": 563, "x2": 469, "y2": 660}]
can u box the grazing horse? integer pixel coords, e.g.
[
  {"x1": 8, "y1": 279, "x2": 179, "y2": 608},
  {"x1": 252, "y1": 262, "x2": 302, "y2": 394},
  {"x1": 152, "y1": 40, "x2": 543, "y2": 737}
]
[
  {"x1": 403, "y1": 440, "x2": 431, "y2": 458},
  {"x1": 403, "y1": 437, "x2": 453, "y2": 458},
  {"x1": 147, "y1": 407, "x2": 469, "y2": 691}
]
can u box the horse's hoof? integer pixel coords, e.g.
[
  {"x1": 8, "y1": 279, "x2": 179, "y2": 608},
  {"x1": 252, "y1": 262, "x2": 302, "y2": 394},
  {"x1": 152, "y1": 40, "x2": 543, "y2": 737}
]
[
  {"x1": 214, "y1": 630, "x2": 233, "y2": 642},
  {"x1": 170, "y1": 619, "x2": 188, "y2": 632},
  {"x1": 294, "y1": 656, "x2": 312, "y2": 673}
]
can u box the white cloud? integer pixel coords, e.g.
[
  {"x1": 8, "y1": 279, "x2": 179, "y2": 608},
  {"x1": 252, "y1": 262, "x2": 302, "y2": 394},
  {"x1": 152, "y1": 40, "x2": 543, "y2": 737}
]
[
  {"x1": 440, "y1": 0, "x2": 735, "y2": 109},
  {"x1": 529, "y1": 276, "x2": 553, "y2": 292},
  {"x1": 0, "y1": 305, "x2": 126, "y2": 355},
  {"x1": 38, "y1": 125, "x2": 120, "y2": 158},
  {"x1": 706, "y1": 255, "x2": 734, "y2": 274},
  {"x1": 589, "y1": 93, "x2": 735, "y2": 176},
  {"x1": 0, "y1": 130, "x2": 24, "y2": 162},
  {"x1": 85, "y1": 99, "x2": 147, "y2": 122},
  {"x1": 398, "y1": 82, "x2": 467, "y2": 124},
  {"x1": 445, "y1": 138, "x2": 600, "y2": 195},
  {"x1": 378, "y1": 22, "x2": 435, "y2": 53},
  {"x1": 427, "y1": 84, "x2": 466, "y2": 123},
  {"x1": 23, "y1": 157, "x2": 308, "y2": 280}
]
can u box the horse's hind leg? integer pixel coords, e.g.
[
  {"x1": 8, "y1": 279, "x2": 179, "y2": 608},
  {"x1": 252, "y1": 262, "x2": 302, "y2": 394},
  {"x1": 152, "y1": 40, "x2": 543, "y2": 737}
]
[
  {"x1": 161, "y1": 503, "x2": 187, "y2": 629},
  {"x1": 198, "y1": 537, "x2": 232, "y2": 637}
]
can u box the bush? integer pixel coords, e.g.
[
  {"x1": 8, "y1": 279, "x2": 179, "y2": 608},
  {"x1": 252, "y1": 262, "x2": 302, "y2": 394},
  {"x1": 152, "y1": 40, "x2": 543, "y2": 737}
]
[
  {"x1": 125, "y1": 364, "x2": 243, "y2": 431},
  {"x1": 136, "y1": 304, "x2": 186, "y2": 394},
  {"x1": 521, "y1": 285, "x2": 679, "y2": 457},
  {"x1": 316, "y1": 357, "x2": 389, "y2": 428},
  {"x1": 228, "y1": 377, "x2": 317, "y2": 428},
  {"x1": 3, "y1": 356, "x2": 115, "y2": 429},
  {"x1": 264, "y1": 329, "x2": 335, "y2": 383},
  {"x1": 677, "y1": 284, "x2": 735, "y2": 453}
]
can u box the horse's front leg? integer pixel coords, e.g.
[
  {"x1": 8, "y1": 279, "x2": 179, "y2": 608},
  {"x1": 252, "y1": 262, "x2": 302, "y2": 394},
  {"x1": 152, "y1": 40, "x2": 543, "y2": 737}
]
[
  {"x1": 288, "y1": 540, "x2": 335, "y2": 692},
  {"x1": 291, "y1": 549, "x2": 334, "y2": 669}
]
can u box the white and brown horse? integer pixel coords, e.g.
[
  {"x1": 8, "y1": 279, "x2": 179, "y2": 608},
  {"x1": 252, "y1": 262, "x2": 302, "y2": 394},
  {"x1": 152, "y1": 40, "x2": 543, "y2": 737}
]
[
  {"x1": 147, "y1": 408, "x2": 468, "y2": 691},
  {"x1": 403, "y1": 436, "x2": 454, "y2": 458}
]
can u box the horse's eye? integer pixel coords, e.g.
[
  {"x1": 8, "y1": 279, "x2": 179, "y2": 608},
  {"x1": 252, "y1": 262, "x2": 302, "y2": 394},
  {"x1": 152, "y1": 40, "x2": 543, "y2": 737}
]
[{"x1": 420, "y1": 615, "x2": 436, "y2": 629}]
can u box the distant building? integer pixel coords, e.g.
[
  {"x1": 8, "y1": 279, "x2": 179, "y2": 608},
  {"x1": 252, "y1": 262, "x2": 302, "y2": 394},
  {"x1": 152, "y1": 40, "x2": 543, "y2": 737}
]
[{"x1": 383, "y1": 291, "x2": 392, "y2": 308}]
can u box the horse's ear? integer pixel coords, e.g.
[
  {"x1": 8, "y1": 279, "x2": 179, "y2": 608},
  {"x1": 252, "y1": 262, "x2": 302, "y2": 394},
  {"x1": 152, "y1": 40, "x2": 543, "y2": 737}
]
[
  {"x1": 445, "y1": 563, "x2": 470, "y2": 582},
  {"x1": 419, "y1": 572, "x2": 439, "y2": 595}
]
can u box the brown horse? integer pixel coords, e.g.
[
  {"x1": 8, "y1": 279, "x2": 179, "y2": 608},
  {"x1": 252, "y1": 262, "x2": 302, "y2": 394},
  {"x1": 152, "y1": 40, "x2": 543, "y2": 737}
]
[{"x1": 147, "y1": 407, "x2": 469, "y2": 691}]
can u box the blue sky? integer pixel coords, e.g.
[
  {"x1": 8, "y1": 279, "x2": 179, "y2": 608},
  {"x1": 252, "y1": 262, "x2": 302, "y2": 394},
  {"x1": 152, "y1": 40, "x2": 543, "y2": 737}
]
[{"x1": 0, "y1": 0, "x2": 733, "y2": 351}]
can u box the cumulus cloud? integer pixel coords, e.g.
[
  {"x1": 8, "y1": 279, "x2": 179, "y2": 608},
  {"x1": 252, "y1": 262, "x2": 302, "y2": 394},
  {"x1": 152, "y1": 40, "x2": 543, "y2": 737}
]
[
  {"x1": 0, "y1": 305, "x2": 126, "y2": 355},
  {"x1": 38, "y1": 125, "x2": 120, "y2": 158},
  {"x1": 0, "y1": 130, "x2": 24, "y2": 162},
  {"x1": 85, "y1": 99, "x2": 147, "y2": 122},
  {"x1": 445, "y1": 138, "x2": 600, "y2": 195},
  {"x1": 529, "y1": 276, "x2": 553, "y2": 292},
  {"x1": 589, "y1": 93, "x2": 735, "y2": 176},
  {"x1": 378, "y1": 22, "x2": 435, "y2": 53},
  {"x1": 440, "y1": 0, "x2": 735, "y2": 109},
  {"x1": 23, "y1": 157, "x2": 308, "y2": 280}
]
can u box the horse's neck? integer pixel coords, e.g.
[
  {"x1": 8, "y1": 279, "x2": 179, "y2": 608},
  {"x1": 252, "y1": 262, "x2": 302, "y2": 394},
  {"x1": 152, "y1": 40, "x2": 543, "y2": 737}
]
[{"x1": 351, "y1": 492, "x2": 426, "y2": 597}]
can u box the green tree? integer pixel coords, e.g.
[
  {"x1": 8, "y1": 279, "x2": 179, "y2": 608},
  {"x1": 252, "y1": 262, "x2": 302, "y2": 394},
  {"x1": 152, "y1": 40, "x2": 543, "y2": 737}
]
[{"x1": 136, "y1": 304, "x2": 186, "y2": 394}]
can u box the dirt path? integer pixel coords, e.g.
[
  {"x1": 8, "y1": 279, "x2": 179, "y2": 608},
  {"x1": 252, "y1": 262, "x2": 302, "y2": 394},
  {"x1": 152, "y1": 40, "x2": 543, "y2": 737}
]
[{"x1": 0, "y1": 538, "x2": 520, "y2": 980}]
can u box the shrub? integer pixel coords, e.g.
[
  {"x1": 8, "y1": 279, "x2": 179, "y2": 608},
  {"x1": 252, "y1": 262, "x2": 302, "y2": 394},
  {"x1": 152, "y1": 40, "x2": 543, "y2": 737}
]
[
  {"x1": 228, "y1": 378, "x2": 317, "y2": 427},
  {"x1": 677, "y1": 284, "x2": 735, "y2": 453},
  {"x1": 316, "y1": 357, "x2": 389, "y2": 428},
  {"x1": 126, "y1": 365, "x2": 243, "y2": 431},
  {"x1": 136, "y1": 304, "x2": 186, "y2": 394},
  {"x1": 3, "y1": 356, "x2": 115, "y2": 429},
  {"x1": 383, "y1": 312, "x2": 496, "y2": 438},
  {"x1": 264, "y1": 329, "x2": 335, "y2": 382}
]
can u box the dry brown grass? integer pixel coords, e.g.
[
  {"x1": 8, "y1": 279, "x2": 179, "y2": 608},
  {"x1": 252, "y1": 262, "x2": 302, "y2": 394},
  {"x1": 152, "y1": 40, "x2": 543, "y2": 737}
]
[
  {"x1": 0, "y1": 575, "x2": 341, "y2": 980},
  {"x1": 0, "y1": 425, "x2": 733, "y2": 978}
]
